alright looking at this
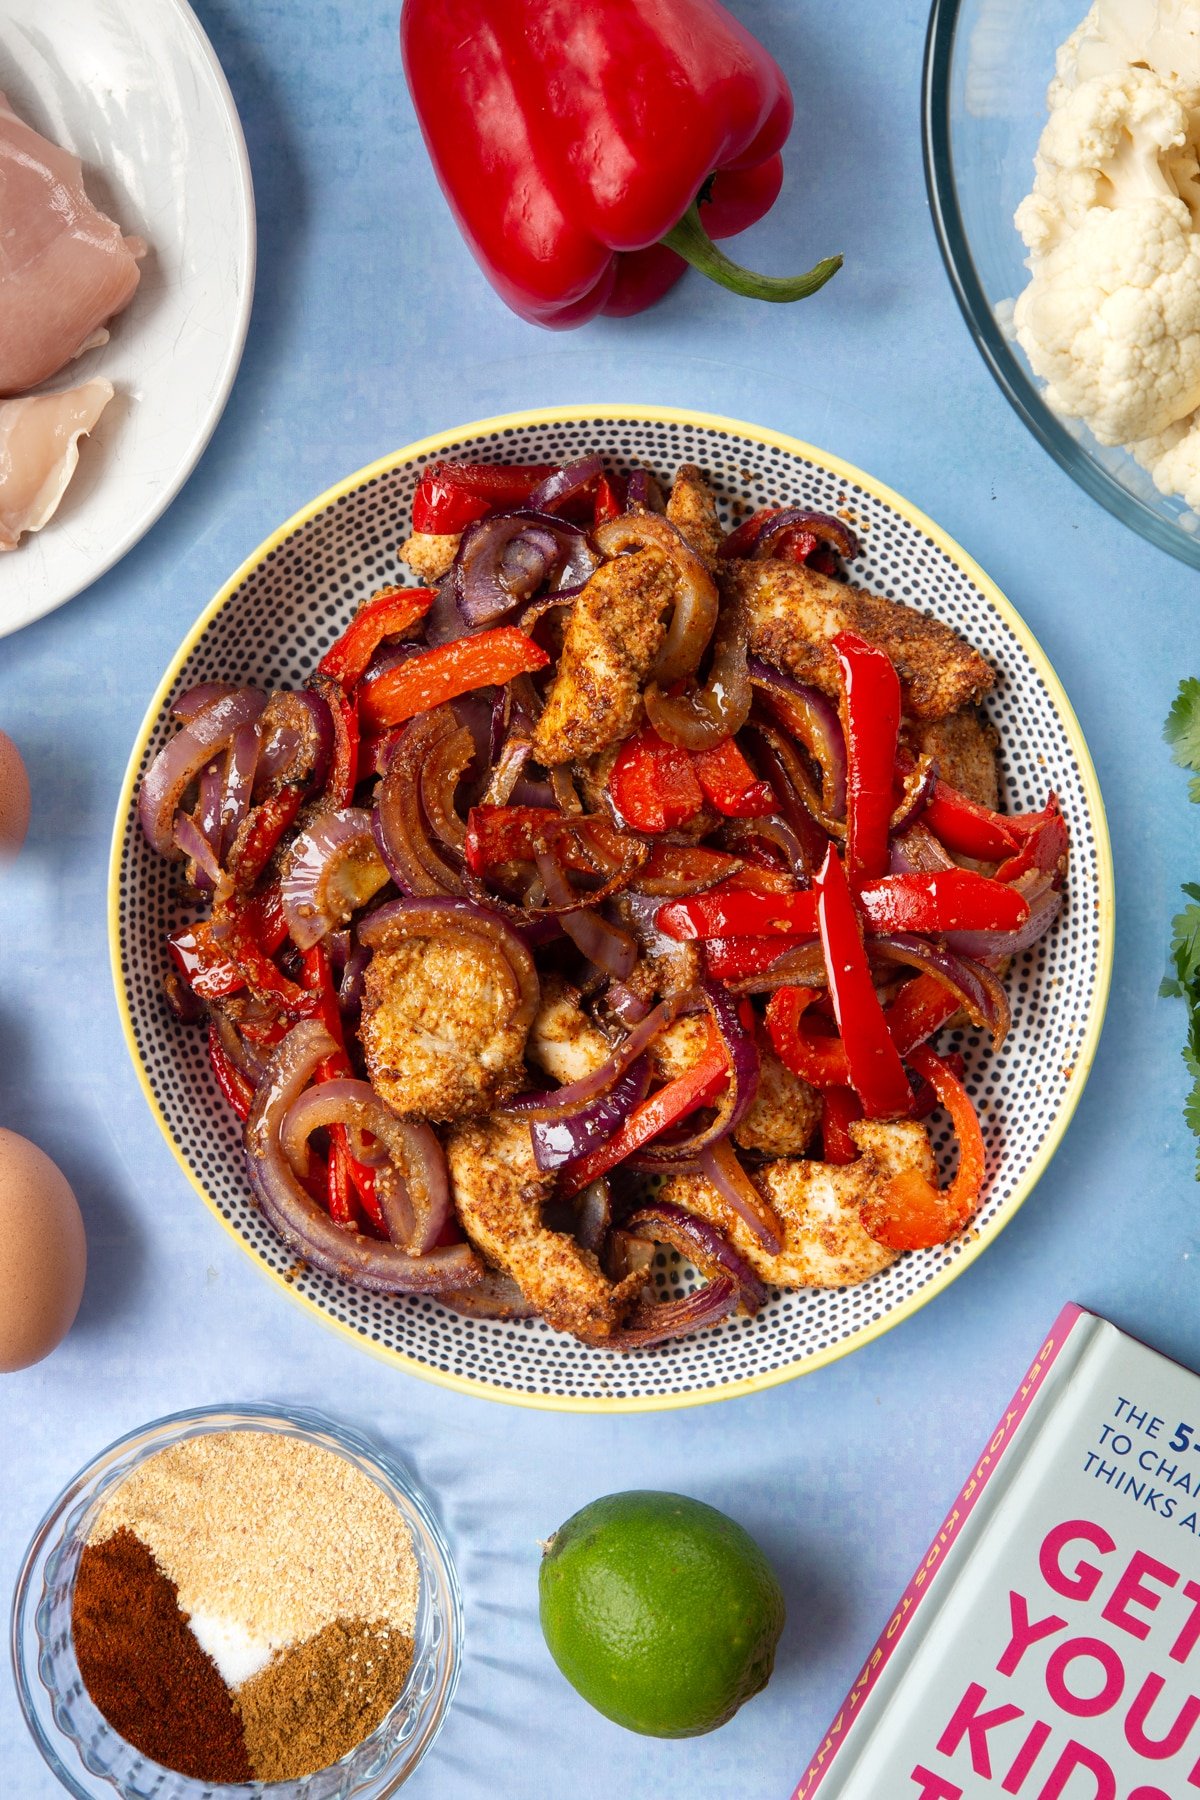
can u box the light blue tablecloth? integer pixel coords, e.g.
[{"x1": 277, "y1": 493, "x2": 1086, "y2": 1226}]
[{"x1": 3, "y1": 1, "x2": 1198, "y2": 1794}]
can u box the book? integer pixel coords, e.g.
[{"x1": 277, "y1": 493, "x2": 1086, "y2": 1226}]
[{"x1": 793, "y1": 1305, "x2": 1200, "y2": 1799}]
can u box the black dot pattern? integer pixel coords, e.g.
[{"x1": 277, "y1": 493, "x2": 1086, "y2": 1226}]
[{"x1": 111, "y1": 412, "x2": 1112, "y2": 1409}]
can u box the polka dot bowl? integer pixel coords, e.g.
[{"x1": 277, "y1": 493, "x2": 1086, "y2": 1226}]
[{"x1": 108, "y1": 405, "x2": 1114, "y2": 1412}]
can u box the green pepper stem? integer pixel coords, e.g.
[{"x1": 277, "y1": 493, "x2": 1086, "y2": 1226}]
[{"x1": 660, "y1": 203, "x2": 842, "y2": 303}]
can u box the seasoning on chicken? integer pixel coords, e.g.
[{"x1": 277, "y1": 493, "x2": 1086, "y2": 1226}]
[
  {"x1": 665, "y1": 463, "x2": 723, "y2": 568},
  {"x1": 662, "y1": 1119, "x2": 937, "y2": 1289},
  {"x1": 725, "y1": 558, "x2": 995, "y2": 720},
  {"x1": 399, "y1": 530, "x2": 461, "y2": 582},
  {"x1": 0, "y1": 92, "x2": 144, "y2": 396},
  {"x1": 360, "y1": 933, "x2": 530, "y2": 1121},
  {"x1": 904, "y1": 708, "x2": 1000, "y2": 810},
  {"x1": 650, "y1": 1014, "x2": 821, "y2": 1158},
  {"x1": 532, "y1": 548, "x2": 675, "y2": 765},
  {"x1": 528, "y1": 975, "x2": 614, "y2": 1087},
  {"x1": 446, "y1": 1115, "x2": 646, "y2": 1342},
  {"x1": 0, "y1": 378, "x2": 112, "y2": 551}
]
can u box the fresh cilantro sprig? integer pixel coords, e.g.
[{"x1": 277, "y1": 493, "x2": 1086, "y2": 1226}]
[
  {"x1": 1164, "y1": 676, "x2": 1200, "y2": 802},
  {"x1": 1163, "y1": 680, "x2": 1200, "y2": 1173}
]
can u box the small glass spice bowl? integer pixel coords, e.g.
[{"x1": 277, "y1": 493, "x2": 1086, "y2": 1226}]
[{"x1": 11, "y1": 1403, "x2": 463, "y2": 1800}]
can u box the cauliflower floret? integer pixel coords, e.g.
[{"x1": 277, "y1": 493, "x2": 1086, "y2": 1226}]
[
  {"x1": 1063, "y1": 1, "x2": 1200, "y2": 98},
  {"x1": 1131, "y1": 405, "x2": 1200, "y2": 503},
  {"x1": 1014, "y1": 194, "x2": 1200, "y2": 442},
  {"x1": 1016, "y1": 68, "x2": 1197, "y2": 257}
]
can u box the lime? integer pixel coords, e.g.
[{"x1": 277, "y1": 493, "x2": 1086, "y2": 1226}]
[{"x1": 538, "y1": 1489, "x2": 785, "y2": 1737}]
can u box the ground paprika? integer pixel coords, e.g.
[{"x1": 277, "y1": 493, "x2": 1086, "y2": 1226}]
[{"x1": 71, "y1": 1527, "x2": 252, "y2": 1781}]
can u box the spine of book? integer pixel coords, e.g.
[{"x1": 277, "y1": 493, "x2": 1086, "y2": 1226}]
[{"x1": 792, "y1": 1303, "x2": 1093, "y2": 1800}]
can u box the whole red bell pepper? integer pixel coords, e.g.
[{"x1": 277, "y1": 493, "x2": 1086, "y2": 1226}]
[{"x1": 400, "y1": 0, "x2": 841, "y2": 328}]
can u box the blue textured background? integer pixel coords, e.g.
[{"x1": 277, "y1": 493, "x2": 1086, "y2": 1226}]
[{"x1": 3, "y1": 1, "x2": 1198, "y2": 1794}]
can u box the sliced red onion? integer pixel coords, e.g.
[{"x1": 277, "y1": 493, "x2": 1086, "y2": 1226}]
[
  {"x1": 453, "y1": 510, "x2": 600, "y2": 626},
  {"x1": 606, "y1": 1275, "x2": 739, "y2": 1350},
  {"x1": 943, "y1": 870, "x2": 1063, "y2": 960},
  {"x1": 694, "y1": 1141, "x2": 784, "y2": 1253},
  {"x1": 425, "y1": 572, "x2": 472, "y2": 647},
  {"x1": 172, "y1": 681, "x2": 239, "y2": 721},
  {"x1": 721, "y1": 816, "x2": 810, "y2": 883},
  {"x1": 219, "y1": 722, "x2": 261, "y2": 859},
  {"x1": 526, "y1": 455, "x2": 605, "y2": 514},
  {"x1": 624, "y1": 467, "x2": 665, "y2": 512},
  {"x1": 504, "y1": 990, "x2": 697, "y2": 1121},
  {"x1": 358, "y1": 897, "x2": 540, "y2": 1039},
  {"x1": 196, "y1": 759, "x2": 224, "y2": 850},
  {"x1": 744, "y1": 721, "x2": 838, "y2": 872},
  {"x1": 573, "y1": 1179, "x2": 611, "y2": 1254},
  {"x1": 420, "y1": 717, "x2": 475, "y2": 854},
  {"x1": 210, "y1": 1005, "x2": 272, "y2": 1086},
  {"x1": 870, "y1": 934, "x2": 1011, "y2": 1047},
  {"x1": 375, "y1": 712, "x2": 465, "y2": 896},
  {"x1": 644, "y1": 602, "x2": 752, "y2": 751},
  {"x1": 605, "y1": 979, "x2": 652, "y2": 1025},
  {"x1": 173, "y1": 810, "x2": 222, "y2": 886},
  {"x1": 636, "y1": 980, "x2": 760, "y2": 1165},
  {"x1": 749, "y1": 660, "x2": 847, "y2": 818},
  {"x1": 281, "y1": 807, "x2": 390, "y2": 950},
  {"x1": 890, "y1": 822, "x2": 956, "y2": 876},
  {"x1": 594, "y1": 513, "x2": 719, "y2": 685},
  {"x1": 725, "y1": 938, "x2": 825, "y2": 995},
  {"x1": 254, "y1": 690, "x2": 334, "y2": 798},
  {"x1": 890, "y1": 755, "x2": 937, "y2": 835},
  {"x1": 139, "y1": 688, "x2": 268, "y2": 858},
  {"x1": 243, "y1": 1022, "x2": 481, "y2": 1293},
  {"x1": 625, "y1": 1200, "x2": 767, "y2": 1314},
  {"x1": 280, "y1": 1076, "x2": 452, "y2": 1253},
  {"x1": 530, "y1": 1057, "x2": 650, "y2": 1171},
  {"x1": 751, "y1": 508, "x2": 860, "y2": 563},
  {"x1": 536, "y1": 851, "x2": 637, "y2": 980},
  {"x1": 440, "y1": 1269, "x2": 538, "y2": 1319}
]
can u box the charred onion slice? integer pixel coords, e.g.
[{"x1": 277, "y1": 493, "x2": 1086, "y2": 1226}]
[
  {"x1": 692, "y1": 1140, "x2": 784, "y2": 1253},
  {"x1": 605, "y1": 1274, "x2": 739, "y2": 1350},
  {"x1": 749, "y1": 659, "x2": 846, "y2": 818},
  {"x1": 944, "y1": 870, "x2": 1063, "y2": 961},
  {"x1": 870, "y1": 934, "x2": 1010, "y2": 1048},
  {"x1": 281, "y1": 807, "x2": 390, "y2": 951},
  {"x1": 749, "y1": 508, "x2": 861, "y2": 563},
  {"x1": 624, "y1": 1200, "x2": 767, "y2": 1313},
  {"x1": 644, "y1": 601, "x2": 752, "y2": 751},
  {"x1": 593, "y1": 512, "x2": 719, "y2": 685},
  {"x1": 452, "y1": 509, "x2": 600, "y2": 625},
  {"x1": 529, "y1": 1057, "x2": 651, "y2": 1172},
  {"x1": 503, "y1": 989, "x2": 700, "y2": 1122},
  {"x1": 243, "y1": 1021, "x2": 481, "y2": 1293},
  {"x1": 280, "y1": 1076, "x2": 453, "y2": 1252},
  {"x1": 254, "y1": 690, "x2": 334, "y2": 798},
  {"x1": 139, "y1": 688, "x2": 268, "y2": 858},
  {"x1": 440, "y1": 1270, "x2": 539, "y2": 1319},
  {"x1": 635, "y1": 980, "x2": 760, "y2": 1165},
  {"x1": 375, "y1": 708, "x2": 466, "y2": 896},
  {"x1": 420, "y1": 716, "x2": 476, "y2": 853},
  {"x1": 535, "y1": 850, "x2": 637, "y2": 979}
]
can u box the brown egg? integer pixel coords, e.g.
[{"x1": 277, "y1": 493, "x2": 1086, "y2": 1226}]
[
  {"x1": 0, "y1": 1130, "x2": 86, "y2": 1372},
  {"x1": 0, "y1": 729, "x2": 31, "y2": 858}
]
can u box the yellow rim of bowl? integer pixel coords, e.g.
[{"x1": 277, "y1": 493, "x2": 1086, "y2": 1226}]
[{"x1": 108, "y1": 403, "x2": 1115, "y2": 1414}]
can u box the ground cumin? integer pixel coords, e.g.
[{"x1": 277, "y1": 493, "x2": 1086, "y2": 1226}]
[
  {"x1": 235, "y1": 1616, "x2": 415, "y2": 1782},
  {"x1": 71, "y1": 1528, "x2": 252, "y2": 1782}
]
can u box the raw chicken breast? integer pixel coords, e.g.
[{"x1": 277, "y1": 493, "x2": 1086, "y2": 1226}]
[
  {"x1": 0, "y1": 92, "x2": 144, "y2": 395},
  {"x1": 0, "y1": 378, "x2": 113, "y2": 550}
]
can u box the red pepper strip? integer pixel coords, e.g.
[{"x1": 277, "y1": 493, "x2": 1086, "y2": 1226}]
[
  {"x1": 208, "y1": 1029, "x2": 255, "y2": 1121},
  {"x1": 299, "y1": 945, "x2": 387, "y2": 1232},
  {"x1": 401, "y1": 0, "x2": 839, "y2": 328},
  {"x1": 608, "y1": 727, "x2": 704, "y2": 832},
  {"x1": 593, "y1": 474, "x2": 625, "y2": 527},
  {"x1": 657, "y1": 868, "x2": 1029, "y2": 942},
  {"x1": 168, "y1": 885, "x2": 288, "y2": 1002},
  {"x1": 691, "y1": 737, "x2": 775, "y2": 818},
  {"x1": 767, "y1": 975, "x2": 962, "y2": 1091},
  {"x1": 358, "y1": 629, "x2": 549, "y2": 732},
  {"x1": 317, "y1": 587, "x2": 435, "y2": 688},
  {"x1": 226, "y1": 784, "x2": 306, "y2": 891},
  {"x1": 308, "y1": 673, "x2": 361, "y2": 808},
  {"x1": 813, "y1": 847, "x2": 913, "y2": 1119},
  {"x1": 558, "y1": 1022, "x2": 729, "y2": 1198},
  {"x1": 220, "y1": 900, "x2": 317, "y2": 1015},
  {"x1": 464, "y1": 806, "x2": 642, "y2": 879},
  {"x1": 704, "y1": 936, "x2": 798, "y2": 983},
  {"x1": 821, "y1": 1088, "x2": 863, "y2": 1164},
  {"x1": 859, "y1": 1047, "x2": 987, "y2": 1252},
  {"x1": 834, "y1": 631, "x2": 902, "y2": 885},
  {"x1": 411, "y1": 461, "x2": 558, "y2": 534},
  {"x1": 995, "y1": 795, "x2": 1068, "y2": 883}
]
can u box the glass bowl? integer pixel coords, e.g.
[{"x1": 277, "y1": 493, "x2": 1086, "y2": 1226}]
[
  {"x1": 923, "y1": 0, "x2": 1200, "y2": 567},
  {"x1": 10, "y1": 1404, "x2": 462, "y2": 1800}
]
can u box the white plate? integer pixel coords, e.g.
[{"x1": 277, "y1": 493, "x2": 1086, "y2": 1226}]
[{"x1": 0, "y1": 0, "x2": 255, "y2": 637}]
